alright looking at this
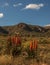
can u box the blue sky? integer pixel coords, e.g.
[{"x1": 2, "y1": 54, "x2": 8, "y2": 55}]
[{"x1": 0, "y1": 0, "x2": 50, "y2": 26}]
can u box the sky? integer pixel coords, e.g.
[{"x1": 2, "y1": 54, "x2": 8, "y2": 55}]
[{"x1": 0, "y1": 0, "x2": 50, "y2": 26}]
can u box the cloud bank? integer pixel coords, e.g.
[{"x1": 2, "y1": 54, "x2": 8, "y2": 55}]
[{"x1": 23, "y1": 3, "x2": 44, "y2": 10}]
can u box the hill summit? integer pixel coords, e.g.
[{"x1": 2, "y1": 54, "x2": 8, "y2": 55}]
[{"x1": 17, "y1": 23, "x2": 32, "y2": 31}]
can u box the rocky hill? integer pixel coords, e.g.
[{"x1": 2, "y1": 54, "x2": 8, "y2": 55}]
[{"x1": 1, "y1": 23, "x2": 50, "y2": 37}]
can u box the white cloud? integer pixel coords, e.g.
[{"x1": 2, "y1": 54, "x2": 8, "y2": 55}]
[
  {"x1": 4, "y1": 3, "x2": 9, "y2": 7},
  {"x1": 13, "y1": 3, "x2": 22, "y2": 7},
  {"x1": 0, "y1": 2, "x2": 9, "y2": 7},
  {"x1": 0, "y1": 13, "x2": 4, "y2": 18},
  {"x1": 23, "y1": 3, "x2": 44, "y2": 10}
]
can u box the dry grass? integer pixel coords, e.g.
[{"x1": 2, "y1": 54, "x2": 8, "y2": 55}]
[
  {"x1": 0, "y1": 55, "x2": 12, "y2": 65},
  {"x1": 0, "y1": 55, "x2": 49, "y2": 65},
  {"x1": 0, "y1": 36, "x2": 50, "y2": 65}
]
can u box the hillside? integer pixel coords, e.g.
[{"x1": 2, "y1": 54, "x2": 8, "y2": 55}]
[
  {"x1": 44, "y1": 26, "x2": 50, "y2": 29},
  {"x1": 1, "y1": 23, "x2": 50, "y2": 37},
  {"x1": 0, "y1": 26, "x2": 9, "y2": 35}
]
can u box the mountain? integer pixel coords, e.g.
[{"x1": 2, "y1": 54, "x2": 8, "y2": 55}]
[{"x1": 2, "y1": 22, "x2": 50, "y2": 37}]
